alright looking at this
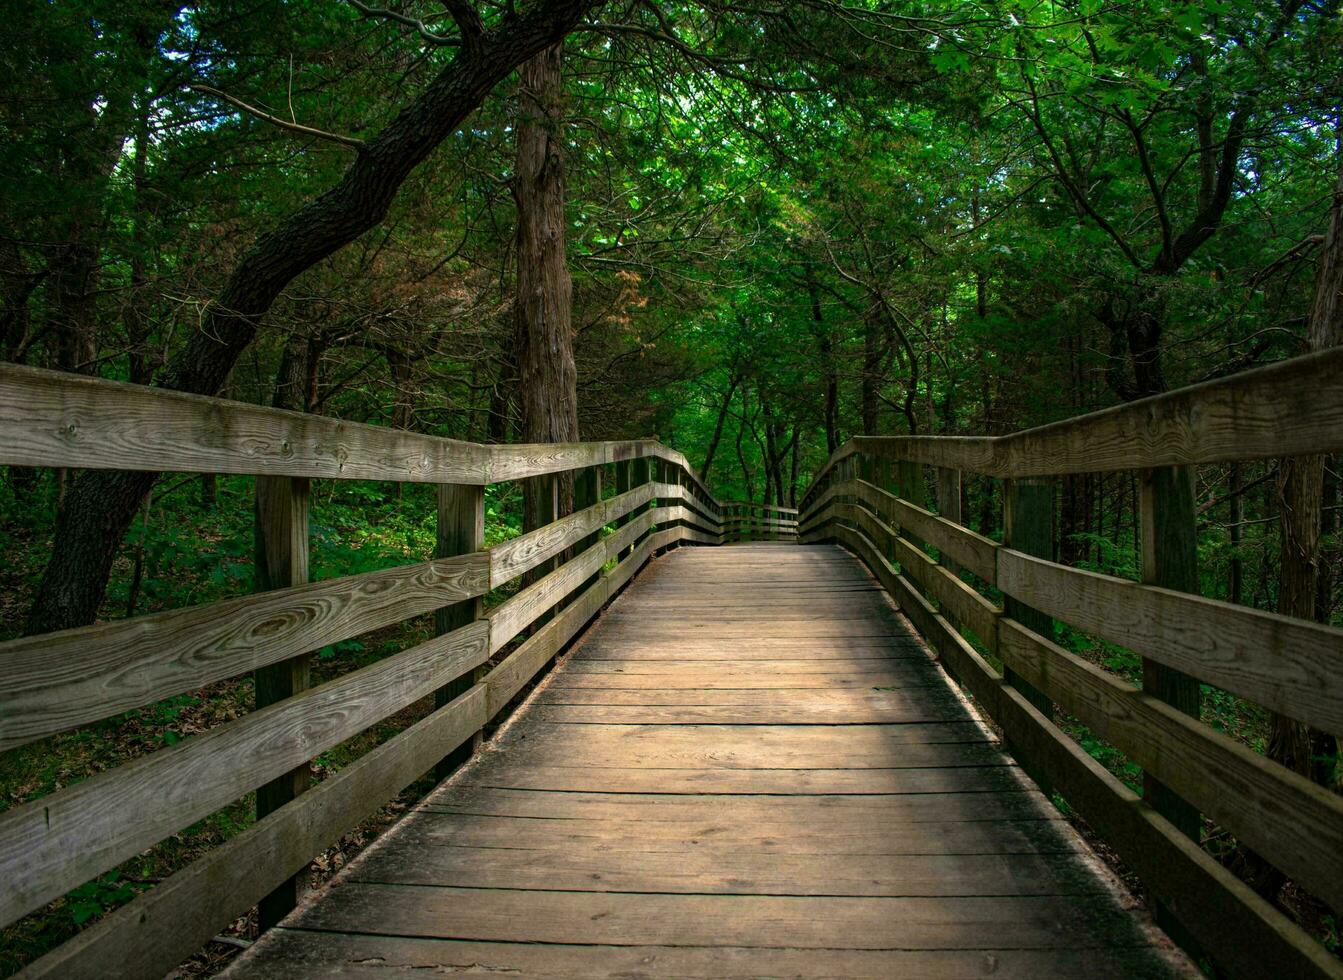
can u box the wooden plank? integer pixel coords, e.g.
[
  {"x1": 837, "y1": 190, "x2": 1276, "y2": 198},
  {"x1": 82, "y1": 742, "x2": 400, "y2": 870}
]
[
  {"x1": 0, "y1": 620, "x2": 489, "y2": 928},
  {"x1": 488, "y1": 511, "x2": 652, "y2": 652},
  {"x1": 997, "y1": 549, "x2": 1343, "y2": 736},
  {"x1": 482, "y1": 535, "x2": 657, "y2": 718},
  {"x1": 459, "y1": 762, "x2": 1022, "y2": 796},
  {"x1": 285, "y1": 884, "x2": 1162, "y2": 951},
  {"x1": 0, "y1": 551, "x2": 488, "y2": 751},
  {"x1": 527, "y1": 701, "x2": 964, "y2": 724},
  {"x1": 532, "y1": 686, "x2": 957, "y2": 706},
  {"x1": 396, "y1": 809, "x2": 1075, "y2": 856},
  {"x1": 232, "y1": 933, "x2": 1186, "y2": 979},
  {"x1": 419, "y1": 788, "x2": 1054, "y2": 823},
  {"x1": 852, "y1": 479, "x2": 998, "y2": 584},
  {"x1": 489, "y1": 484, "x2": 652, "y2": 589},
  {"x1": 542, "y1": 672, "x2": 948, "y2": 691},
  {"x1": 560, "y1": 657, "x2": 921, "y2": 674},
  {"x1": 347, "y1": 840, "x2": 1109, "y2": 897},
  {"x1": 998, "y1": 618, "x2": 1343, "y2": 913},
  {"x1": 487, "y1": 724, "x2": 999, "y2": 770},
  {"x1": 0, "y1": 362, "x2": 729, "y2": 490},
  {"x1": 0, "y1": 362, "x2": 495, "y2": 482},
  {"x1": 15, "y1": 686, "x2": 487, "y2": 980}
]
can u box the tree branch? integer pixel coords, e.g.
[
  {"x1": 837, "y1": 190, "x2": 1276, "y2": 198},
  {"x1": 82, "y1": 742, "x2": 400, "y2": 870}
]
[
  {"x1": 188, "y1": 83, "x2": 365, "y2": 149},
  {"x1": 347, "y1": 0, "x2": 462, "y2": 45}
]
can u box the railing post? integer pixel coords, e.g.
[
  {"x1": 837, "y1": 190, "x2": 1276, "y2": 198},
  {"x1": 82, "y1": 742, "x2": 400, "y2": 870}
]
[
  {"x1": 936, "y1": 468, "x2": 962, "y2": 578},
  {"x1": 253, "y1": 474, "x2": 311, "y2": 932},
  {"x1": 435, "y1": 482, "x2": 485, "y2": 781},
  {"x1": 632, "y1": 456, "x2": 652, "y2": 548},
  {"x1": 897, "y1": 459, "x2": 926, "y2": 549},
  {"x1": 1002, "y1": 476, "x2": 1054, "y2": 794},
  {"x1": 615, "y1": 459, "x2": 633, "y2": 559},
  {"x1": 1139, "y1": 467, "x2": 1202, "y2": 833},
  {"x1": 575, "y1": 465, "x2": 601, "y2": 590}
]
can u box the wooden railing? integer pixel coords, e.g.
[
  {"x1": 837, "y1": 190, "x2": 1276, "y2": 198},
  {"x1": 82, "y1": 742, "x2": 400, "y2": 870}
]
[
  {"x1": 0, "y1": 363, "x2": 725, "y2": 979},
  {"x1": 719, "y1": 500, "x2": 799, "y2": 542},
  {"x1": 798, "y1": 348, "x2": 1343, "y2": 980}
]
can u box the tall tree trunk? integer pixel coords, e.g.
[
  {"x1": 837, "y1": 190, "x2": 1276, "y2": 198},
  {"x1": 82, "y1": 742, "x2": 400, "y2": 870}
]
[
  {"x1": 24, "y1": 0, "x2": 597, "y2": 636},
  {"x1": 804, "y1": 272, "x2": 839, "y2": 453},
  {"x1": 861, "y1": 304, "x2": 881, "y2": 436},
  {"x1": 1228, "y1": 462, "x2": 1244, "y2": 604},
  {"x1": 514, "y1": 42, "x2": 578, "y2": 538},
  {"x1": 1268, "y1": 124, "x2": 1343, "y2": 787},
  {"x1": 701, "y1": 369, "x2": 739, "y2": 481}
]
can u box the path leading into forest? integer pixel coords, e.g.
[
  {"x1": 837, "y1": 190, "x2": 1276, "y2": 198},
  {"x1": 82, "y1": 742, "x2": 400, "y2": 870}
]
[{"x1": 228, "y1": 543, "x2": 1190, "y2": 978}]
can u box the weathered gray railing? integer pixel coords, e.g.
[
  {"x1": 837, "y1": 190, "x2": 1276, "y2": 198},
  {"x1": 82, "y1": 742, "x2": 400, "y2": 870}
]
[
  {"x1": 0, "y1": 363, "x2": 724, "y2": 979},
  {"x1": 719, "y1": 500, "x2": 799, "y2": 542},
  {"x1": 798, "y1": 348, "x2": 1343, "y2": 980}
]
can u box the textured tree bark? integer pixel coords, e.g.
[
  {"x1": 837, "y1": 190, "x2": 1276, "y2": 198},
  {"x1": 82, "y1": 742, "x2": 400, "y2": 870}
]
[
  {"x1": 1269, "y1": 129, "x2": 1343, "y2": 786},
  {"x1": 514, "y1": 42, "x2": 579, "y2": 543},
  {"x1": 25, "y1": 0, "x2": 600, "y2": 636}
]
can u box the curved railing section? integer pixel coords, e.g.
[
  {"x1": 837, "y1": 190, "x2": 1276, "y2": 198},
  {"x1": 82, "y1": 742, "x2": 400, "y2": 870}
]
[
  {"x1": 798, "y1": 348, "x2": 1343, "y2": 980},
  {"x1": 719, "y1": 501, "x2": 798, "y2": 542},
  {"x1": 0, "y1": 363, "x2": 724, "y2": 979}
]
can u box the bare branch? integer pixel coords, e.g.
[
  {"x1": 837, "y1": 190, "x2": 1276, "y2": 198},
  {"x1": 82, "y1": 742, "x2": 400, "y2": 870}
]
[
  {"x1": 346, "y1": 0, "x2": 462, "y2": 46},
  {"x1": 188, "y1": 83, "x2": 365, "y2": 149}
]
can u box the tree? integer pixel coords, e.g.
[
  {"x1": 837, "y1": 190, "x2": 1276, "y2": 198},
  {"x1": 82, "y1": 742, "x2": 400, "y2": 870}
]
[{"x1": 26, "y1": 0, "x2": 603, "y2": 635}]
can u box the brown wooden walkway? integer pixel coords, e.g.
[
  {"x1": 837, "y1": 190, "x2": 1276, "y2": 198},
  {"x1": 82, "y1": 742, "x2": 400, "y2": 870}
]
[{"x1": 230, "y1": 544, "x2": 1191, "y2": 978}]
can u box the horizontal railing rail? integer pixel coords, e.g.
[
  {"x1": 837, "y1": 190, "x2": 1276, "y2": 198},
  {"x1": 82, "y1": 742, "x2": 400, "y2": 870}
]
[
  {"x1": 719, "y1": 500, "x2": 799, "y2": 543},
  {"x1": 797, "y1": 349, "x2": 1343, "y2": 980},
  {"x1": 0, "y1": 367, "x2": 726, "y2": 979}
]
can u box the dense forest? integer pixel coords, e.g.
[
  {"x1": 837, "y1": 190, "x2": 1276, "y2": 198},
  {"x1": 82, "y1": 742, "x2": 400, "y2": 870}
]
[{"x1": 1, "y1": 0, "x2": 1341, "y2": 974}]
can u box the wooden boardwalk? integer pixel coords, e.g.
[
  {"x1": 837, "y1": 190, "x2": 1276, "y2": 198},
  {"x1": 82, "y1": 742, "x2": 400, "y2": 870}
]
[{"x1": 231, "y1": 544, "x2": 1191, "y2": 978}]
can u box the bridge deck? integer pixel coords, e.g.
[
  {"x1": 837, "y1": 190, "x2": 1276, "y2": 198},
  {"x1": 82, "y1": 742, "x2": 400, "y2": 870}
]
[{"x1": 231, "y1": 544, "x2": 1190, "y2": 978}]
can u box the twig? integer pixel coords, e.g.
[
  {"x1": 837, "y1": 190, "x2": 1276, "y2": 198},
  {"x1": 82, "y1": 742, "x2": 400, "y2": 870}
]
[
  {"x1": 210, "y1": 936, "x2": 253, "y2": 950},
  {"x1": 189, "y1": 84, "x2": 365, "y2": 150},
  {"x1": 347, "y1": 0, "x2": 462, "y2": 46}
]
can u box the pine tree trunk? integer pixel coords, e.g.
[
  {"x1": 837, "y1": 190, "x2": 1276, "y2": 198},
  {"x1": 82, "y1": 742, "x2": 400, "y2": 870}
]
[
  {"x1": 1269, "y1": 126, "x2": 1343, "y2": 787},
  {"x1": 514, "y1": 42, "x2": 578, "y2": 539}
]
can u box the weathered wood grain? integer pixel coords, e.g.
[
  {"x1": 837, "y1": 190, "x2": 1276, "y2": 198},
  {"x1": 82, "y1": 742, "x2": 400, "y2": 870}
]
[
  {"x1": 281, "y1": 884, "x2": 1163, "y2": 951},
  {"x1": 459, "y1": 762, "x2": 1022, "y2": 796},
  {"x1": 0, "y1": 364, "x2": 725, "y2": 500},
  {"x1": 488, "y1": 485, "x2": 652, "y2": 589},
  {"x1": 225, "y1": 933, "x2": 1188, "y2": 980},
  {"x1": 251, "y1": 474, "x2": 312, "y2": 930},
  {"x1": 16, "y1": 686, "x2": 487, "y2": 980},
  {"x1": 851, "y1": 479, "x2": 998, "y2": 583},
  {"x1": 0, "y1": 621, "x2": 489, "y2": 928},
  {"x1": 0, "y1": 552, "x2": 489, "y2": 751},
  {"x1": 488, "y1": 512, "x2": 653, "y2": 653},
  {"x1": 434, "y1": 483, "x2": 486, "y2": 778},
  {"x1": 997, "y1": 548, "x2": 1343, "y2": 733},
  {"x1": 998, "y1": 619, "x2": 1343, "y2": 914},
  {"x1": 348, "y1": 841, "x2": 1107, "y2": 897},
  {"x1": 802, "y1": 349, "x2": 1343, "y2": 492}
]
